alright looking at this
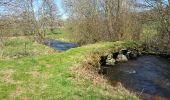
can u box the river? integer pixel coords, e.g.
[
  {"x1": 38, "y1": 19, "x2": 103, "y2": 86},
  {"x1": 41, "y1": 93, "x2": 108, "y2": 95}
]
[
  {"x1": 44, "y1": 40, "x2": 170, "y2": 99},
  {"x1": 107, "y1": 55, "x2": 170, "y2": 100},
  {"x1": 44, "y1": 39, "x2": 78, "y2": 51}
]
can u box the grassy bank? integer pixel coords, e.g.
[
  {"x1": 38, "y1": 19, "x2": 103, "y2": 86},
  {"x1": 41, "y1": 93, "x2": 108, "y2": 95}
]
[
  {"x1": 0, "y1": 41, "x2": 139, "y2": 100},
  {"x1": 0, "y1": 28, "x2": 73, "y2": 59},
  {"x1": 0, "y1": 36, "x2": 56, "y2": 59}
]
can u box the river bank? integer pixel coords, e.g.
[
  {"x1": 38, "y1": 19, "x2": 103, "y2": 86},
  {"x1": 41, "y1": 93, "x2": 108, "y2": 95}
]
[{"x1": 0, "y1": 41, "x2": 139, "y2": 99}]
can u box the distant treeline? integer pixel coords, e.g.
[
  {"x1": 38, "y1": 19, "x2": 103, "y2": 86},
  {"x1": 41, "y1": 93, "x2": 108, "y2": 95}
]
[{"x1": 0, "y1": 0, "x2": 62, "y2": 39}]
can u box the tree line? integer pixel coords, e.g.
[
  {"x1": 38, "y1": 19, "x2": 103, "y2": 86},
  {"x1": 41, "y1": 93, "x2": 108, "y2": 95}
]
[
  {"x1": 64, "y1": 0, "x2": 170, "y2": 54},
  {"x1": 0, "y1": 0, "x2": 61, "y2": 42},
  {"x1": 0, "y1": 0, "x2": 170, "y2": 55},
  {"x1": 64, "y1": 0, "x2": 142, "y2": 44}
]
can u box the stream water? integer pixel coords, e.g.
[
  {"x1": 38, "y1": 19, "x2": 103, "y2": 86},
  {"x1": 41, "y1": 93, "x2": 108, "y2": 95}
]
[
  {"x1": 44, "y1": 39, "x2": 78, "y2": 51},
  {"x1": 107, "y1": 55, "x2": 170, "y2": 100},
  {"x1": 44, "y1": 40, "x2": 170, "y2": 99}
]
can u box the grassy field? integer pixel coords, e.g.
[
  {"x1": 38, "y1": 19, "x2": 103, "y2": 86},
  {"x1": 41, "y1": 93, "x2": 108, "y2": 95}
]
[
  {"x1": 0, "y1": 28, "x2": 73, "y2": 59},
  {"x1": 0, "y1": 36, "x2": 56, "y2": 59},
  {"x1": 45, "y1": 28, "x2": 72, "y2": 42},
  {"x1": 0, "y1": 41, "x2": 139, "y2": 100}
]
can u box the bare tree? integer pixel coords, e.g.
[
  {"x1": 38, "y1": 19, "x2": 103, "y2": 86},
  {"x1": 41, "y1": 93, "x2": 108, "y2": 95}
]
[
  {"x1": 39, "y1": 0, "x2": 60, "y2": 36},
  {"x1": 63, "y1": 0, "x2": 141, "y2": 45}
]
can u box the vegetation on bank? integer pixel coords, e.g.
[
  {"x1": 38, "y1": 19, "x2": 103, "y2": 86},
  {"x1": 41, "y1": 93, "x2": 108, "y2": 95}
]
[
  {"x1": 0, "y1": 28, "x2": 73, "y2": 60},
  {"x1": 0, "y1": 41, "x2": 139, "y2": 100},
  {"x1": 45, "y1": 28, "x2": 72, "y2": 42},
  {"x1": 0, "y1": 36, "x2": 56, "y2": 59},
  {"x1": 0, "y1": 0, "x2": 170, "y2": 99}
]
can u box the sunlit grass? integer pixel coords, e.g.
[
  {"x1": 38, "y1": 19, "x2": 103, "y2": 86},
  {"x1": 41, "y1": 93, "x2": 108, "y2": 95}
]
[
  {"x1": 0, "y1": 41, "x2": 139, "y2": 99},
  {"x1": 0, "y1": 36, "x2": 55, "y2": 59},
  {"x1": 45, "y1": 28, "x2": 73, "y2": 42}
]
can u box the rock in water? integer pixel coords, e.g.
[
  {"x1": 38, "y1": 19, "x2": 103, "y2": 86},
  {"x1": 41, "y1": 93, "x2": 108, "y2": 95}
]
[
  {"x1": 106, "y1": 58, "x2": 116, "y2": 66},
  {"x1": 128, "y1": 49, "x2": 138, "y2": 59},
  {"x1": 116, "y1": 54, "x2": 128, "y2": 62},
  {"x1": 126, "y1": 51, "x2": 131, "y2": 59},
  {"x1": 107, "y1": 53, "x2": 113, "y2": 60}
]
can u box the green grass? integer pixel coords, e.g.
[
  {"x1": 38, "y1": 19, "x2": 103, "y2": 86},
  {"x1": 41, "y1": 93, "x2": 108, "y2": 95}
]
[
  {"x1": 0, "y1": 41, "x2": 139, "y2": 100},
  {"x1": 45, "y1": 28, "x2": 73, "y2": 42},
  {"x1": 0, "y1": 36, "x2": 55, "y2": 59},
  {"x1": 44, "y1": 28, "x2": 66, "y2": 35}
]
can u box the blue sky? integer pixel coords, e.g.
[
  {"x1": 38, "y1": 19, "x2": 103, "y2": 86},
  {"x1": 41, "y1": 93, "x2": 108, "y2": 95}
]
[
  {"x1": 33, "y1": 0, "x2": 67, "y2": 19},
  {"x1": 56, "y1": 0, "x2": 67, "y2": 19},
  {"x1": 0, "y1": 0, "x2": 67, "y2": 19}
]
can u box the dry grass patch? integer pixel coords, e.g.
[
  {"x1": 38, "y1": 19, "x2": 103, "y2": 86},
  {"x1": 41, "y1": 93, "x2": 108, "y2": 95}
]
[
  {"x1": 9, "y1": 86, "x2": 26, "y2": 99},
  {"x1": 0, "y1": 69, "x2": 23, "y2": 84}
]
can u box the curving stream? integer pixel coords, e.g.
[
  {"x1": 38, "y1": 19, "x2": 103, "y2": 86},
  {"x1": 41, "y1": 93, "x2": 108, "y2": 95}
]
[
  {"x1": 43, "y1": 40, "x2": 170, "y2": 99},
  {"x1": 107, "y1": 55, "x2": 170, "y2": 99},
  {"x1": 44, "y1": 39, "x2": 78, "y2": 51}
]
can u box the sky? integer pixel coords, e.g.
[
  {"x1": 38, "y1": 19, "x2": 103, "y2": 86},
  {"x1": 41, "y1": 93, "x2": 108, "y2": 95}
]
[
  {"x1": 55, "y1": 0, "x2": 67, "y2": 19},
  {"x1": 0, "y1": 0, "x2": 67, "y2": 19},
  {"x1": 34, "y1": 0, "x2": 67, "y2": 19}
]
